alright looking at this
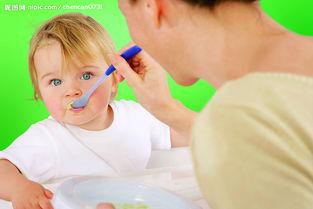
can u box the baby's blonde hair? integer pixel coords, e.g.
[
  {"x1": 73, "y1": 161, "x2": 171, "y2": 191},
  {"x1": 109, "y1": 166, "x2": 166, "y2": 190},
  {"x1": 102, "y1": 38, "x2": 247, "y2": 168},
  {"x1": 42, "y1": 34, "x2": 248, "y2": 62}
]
[{"x1": 28, "y1": 13, "x2": 117, "y2": 100}]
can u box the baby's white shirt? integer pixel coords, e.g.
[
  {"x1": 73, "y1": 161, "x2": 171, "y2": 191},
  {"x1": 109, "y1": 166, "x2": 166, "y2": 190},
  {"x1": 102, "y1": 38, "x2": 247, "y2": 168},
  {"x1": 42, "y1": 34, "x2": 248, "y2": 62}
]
[{"x1": 0, "y1": 100, "x2": 171, "y2": 184}]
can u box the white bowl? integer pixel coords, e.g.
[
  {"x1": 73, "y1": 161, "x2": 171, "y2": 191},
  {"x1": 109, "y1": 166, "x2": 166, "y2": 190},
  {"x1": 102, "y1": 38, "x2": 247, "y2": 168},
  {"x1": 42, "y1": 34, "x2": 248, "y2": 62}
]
[{"x1": 52, "y1": 176, "x2": 201, "y2": 209}]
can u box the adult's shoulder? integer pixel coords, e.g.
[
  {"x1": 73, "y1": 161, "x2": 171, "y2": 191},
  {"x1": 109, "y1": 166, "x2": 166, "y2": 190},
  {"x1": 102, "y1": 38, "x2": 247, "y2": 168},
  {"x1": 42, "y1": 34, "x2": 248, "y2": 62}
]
[
  {"x1": 212, "y1": 73, "x2": 280, "y2": 107},
  {"x1": 194, "y1": 72, "x2": 313, "y2": 143},
  {"x1": 212, "y1": 72, "x2": 313, "y2": 107}
]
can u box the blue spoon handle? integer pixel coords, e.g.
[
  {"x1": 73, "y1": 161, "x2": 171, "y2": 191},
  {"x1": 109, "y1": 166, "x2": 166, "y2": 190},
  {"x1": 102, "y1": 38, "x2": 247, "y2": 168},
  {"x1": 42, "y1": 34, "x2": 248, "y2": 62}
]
[{"x1": 105, "y1": 45, "x2": 142, "y2": 76}]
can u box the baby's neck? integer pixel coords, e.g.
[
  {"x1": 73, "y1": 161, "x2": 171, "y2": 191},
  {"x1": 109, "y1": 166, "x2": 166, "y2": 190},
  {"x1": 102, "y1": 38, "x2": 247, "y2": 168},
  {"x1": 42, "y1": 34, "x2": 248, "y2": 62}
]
[{"x1": 77, "y1": 105, "x2": 114, "y2": 131}]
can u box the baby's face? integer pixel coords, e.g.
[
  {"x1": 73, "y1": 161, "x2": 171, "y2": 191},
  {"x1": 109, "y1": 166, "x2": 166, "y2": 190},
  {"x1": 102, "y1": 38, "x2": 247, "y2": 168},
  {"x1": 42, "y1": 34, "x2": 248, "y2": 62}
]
[{"x1": 35, "y1": 40, "x2": 117, "y2": 129}]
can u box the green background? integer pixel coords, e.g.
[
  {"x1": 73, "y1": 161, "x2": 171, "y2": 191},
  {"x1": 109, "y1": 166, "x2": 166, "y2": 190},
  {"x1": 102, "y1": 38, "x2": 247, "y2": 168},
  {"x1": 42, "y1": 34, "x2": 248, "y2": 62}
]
[{"x1": 0, "y1": 0, "x2": 312, "y2": 150}]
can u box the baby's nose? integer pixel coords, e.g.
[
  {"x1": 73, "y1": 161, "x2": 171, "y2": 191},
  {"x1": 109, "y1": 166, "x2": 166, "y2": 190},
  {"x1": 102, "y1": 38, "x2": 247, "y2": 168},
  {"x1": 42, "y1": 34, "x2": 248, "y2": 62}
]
[{"x1": 65, "y1": 85, "x2": 82, "y2": 98}]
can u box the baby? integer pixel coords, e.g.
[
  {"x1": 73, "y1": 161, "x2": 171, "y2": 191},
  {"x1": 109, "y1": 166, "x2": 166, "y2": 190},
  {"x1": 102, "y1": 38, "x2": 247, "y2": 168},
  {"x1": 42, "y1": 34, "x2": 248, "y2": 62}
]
[{"x1": 0, "y1": 13, "x2": 186, "y2": 208}]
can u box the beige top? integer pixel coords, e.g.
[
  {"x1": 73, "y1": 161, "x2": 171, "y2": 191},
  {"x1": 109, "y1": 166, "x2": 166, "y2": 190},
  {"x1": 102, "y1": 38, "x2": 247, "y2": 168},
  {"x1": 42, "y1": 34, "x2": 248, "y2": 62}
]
[{"x1": 191, "y1": 73, "x2": 313, "y2": 209}]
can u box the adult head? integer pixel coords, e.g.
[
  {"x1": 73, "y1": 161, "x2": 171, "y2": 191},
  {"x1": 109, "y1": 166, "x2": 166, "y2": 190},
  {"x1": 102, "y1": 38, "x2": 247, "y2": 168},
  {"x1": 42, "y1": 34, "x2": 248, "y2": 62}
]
[{"x1": 118, "y1": 0, "x2": 274, "y2": 87}]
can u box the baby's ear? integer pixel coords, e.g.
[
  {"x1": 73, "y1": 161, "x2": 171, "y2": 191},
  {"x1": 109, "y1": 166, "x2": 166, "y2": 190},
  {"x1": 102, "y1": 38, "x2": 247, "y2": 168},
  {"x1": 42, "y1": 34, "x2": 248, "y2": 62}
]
[
  {"x1": 111, "y1": 72, "x2": 122, "y2": 95},
  {"x1": 115, "y1": 72, "x2": 125, "y2": 83}
]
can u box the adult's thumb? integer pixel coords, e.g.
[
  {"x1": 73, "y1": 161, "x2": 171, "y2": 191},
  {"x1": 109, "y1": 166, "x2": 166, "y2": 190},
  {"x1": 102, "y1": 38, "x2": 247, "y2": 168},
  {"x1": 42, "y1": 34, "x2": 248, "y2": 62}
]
[{"x1": 44, "y1": 189, "x2": 54, "y2": 199}]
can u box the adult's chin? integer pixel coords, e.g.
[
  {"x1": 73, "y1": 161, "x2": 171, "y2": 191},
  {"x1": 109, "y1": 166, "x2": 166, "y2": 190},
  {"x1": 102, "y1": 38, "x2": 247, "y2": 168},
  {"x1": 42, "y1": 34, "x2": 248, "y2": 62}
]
[{"x1": 172, "y1": 74, "x2": 199, "y2": 86}]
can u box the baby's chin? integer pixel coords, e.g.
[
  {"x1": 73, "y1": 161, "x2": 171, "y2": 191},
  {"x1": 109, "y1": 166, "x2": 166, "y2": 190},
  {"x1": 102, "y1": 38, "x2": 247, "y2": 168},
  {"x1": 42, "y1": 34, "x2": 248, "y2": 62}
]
[
  {"x1": 49, "y1": 112, "x2": 83, "y2": 124},
  {"x1": 51, "y1": 105, "x2": 111, "y2": 128},
  {"x1": 62, "y1": 113, "x2": 109, "y2": 130}
]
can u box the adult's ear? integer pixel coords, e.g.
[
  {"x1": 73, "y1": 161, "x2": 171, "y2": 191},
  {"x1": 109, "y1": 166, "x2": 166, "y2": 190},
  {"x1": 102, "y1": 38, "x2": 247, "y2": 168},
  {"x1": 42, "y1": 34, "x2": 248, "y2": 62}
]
[
  {"x1": 145, "y1": 0, "x2": 175, "y2": 28},
  {"x1": 145, "y1": 0, "x2": 162, "y2": 28},
  {"x1": 145, "y1": 0, "x2": 183, "y2": 29}
]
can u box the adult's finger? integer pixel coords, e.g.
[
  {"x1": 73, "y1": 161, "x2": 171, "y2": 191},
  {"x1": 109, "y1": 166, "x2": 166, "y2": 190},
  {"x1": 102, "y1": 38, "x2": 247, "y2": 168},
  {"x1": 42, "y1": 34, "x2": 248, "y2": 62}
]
[
  {"x1": 109, "y1": 53, "x2": 142, "y2": 88},
  {"x1": 96, "y1": 202, "x2": 116, "y2": 209},
  {"x1": 38, "y1": 198, "x2": 54, "y2": 209},
  {"x1": 31, "y1": 202, "x2": 42, "y2": 209},
  {"x1": 44, "y1": 189, "x2": 53, "y2": 199}
]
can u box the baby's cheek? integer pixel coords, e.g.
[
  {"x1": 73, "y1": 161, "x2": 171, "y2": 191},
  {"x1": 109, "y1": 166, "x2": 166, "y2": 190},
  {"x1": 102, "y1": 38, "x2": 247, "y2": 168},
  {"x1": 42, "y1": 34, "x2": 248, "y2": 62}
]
[
  {"x1": 44, "y1": 99, "x2": 63, "y2": 121},
  {"x1": 91, "y1": 88, "x2": 111, "y2": 108}
]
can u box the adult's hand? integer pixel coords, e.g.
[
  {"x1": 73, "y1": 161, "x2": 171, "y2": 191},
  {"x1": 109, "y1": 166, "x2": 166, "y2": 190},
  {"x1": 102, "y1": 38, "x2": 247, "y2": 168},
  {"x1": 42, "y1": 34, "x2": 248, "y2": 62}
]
[
  {"x1": 109, "y1": 44, "x2": 196, "y2": 138},
  {"x1": 96, "y1": 203, "x2": 115, "y2": 209},
  {"x1": 110, "y1": 44, "x2": 174, "y2": 116}
]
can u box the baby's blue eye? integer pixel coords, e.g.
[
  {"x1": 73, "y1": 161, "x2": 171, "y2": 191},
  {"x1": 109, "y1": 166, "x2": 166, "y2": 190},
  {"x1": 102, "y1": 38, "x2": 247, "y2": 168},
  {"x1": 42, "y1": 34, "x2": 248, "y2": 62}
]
[
  {"x1": 81, "y1": 72, "x2": 93, "y2": 80},
  {"x1": 51, "y1": 79, "x2": 62, "y2": 86}
]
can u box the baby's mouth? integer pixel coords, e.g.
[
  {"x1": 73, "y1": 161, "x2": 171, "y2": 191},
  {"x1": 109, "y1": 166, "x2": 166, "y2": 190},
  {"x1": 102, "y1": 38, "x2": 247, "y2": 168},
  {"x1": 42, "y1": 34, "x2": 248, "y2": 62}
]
[{"x1": 67, "y1": 101, "x2": 84, "y2": 113}]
